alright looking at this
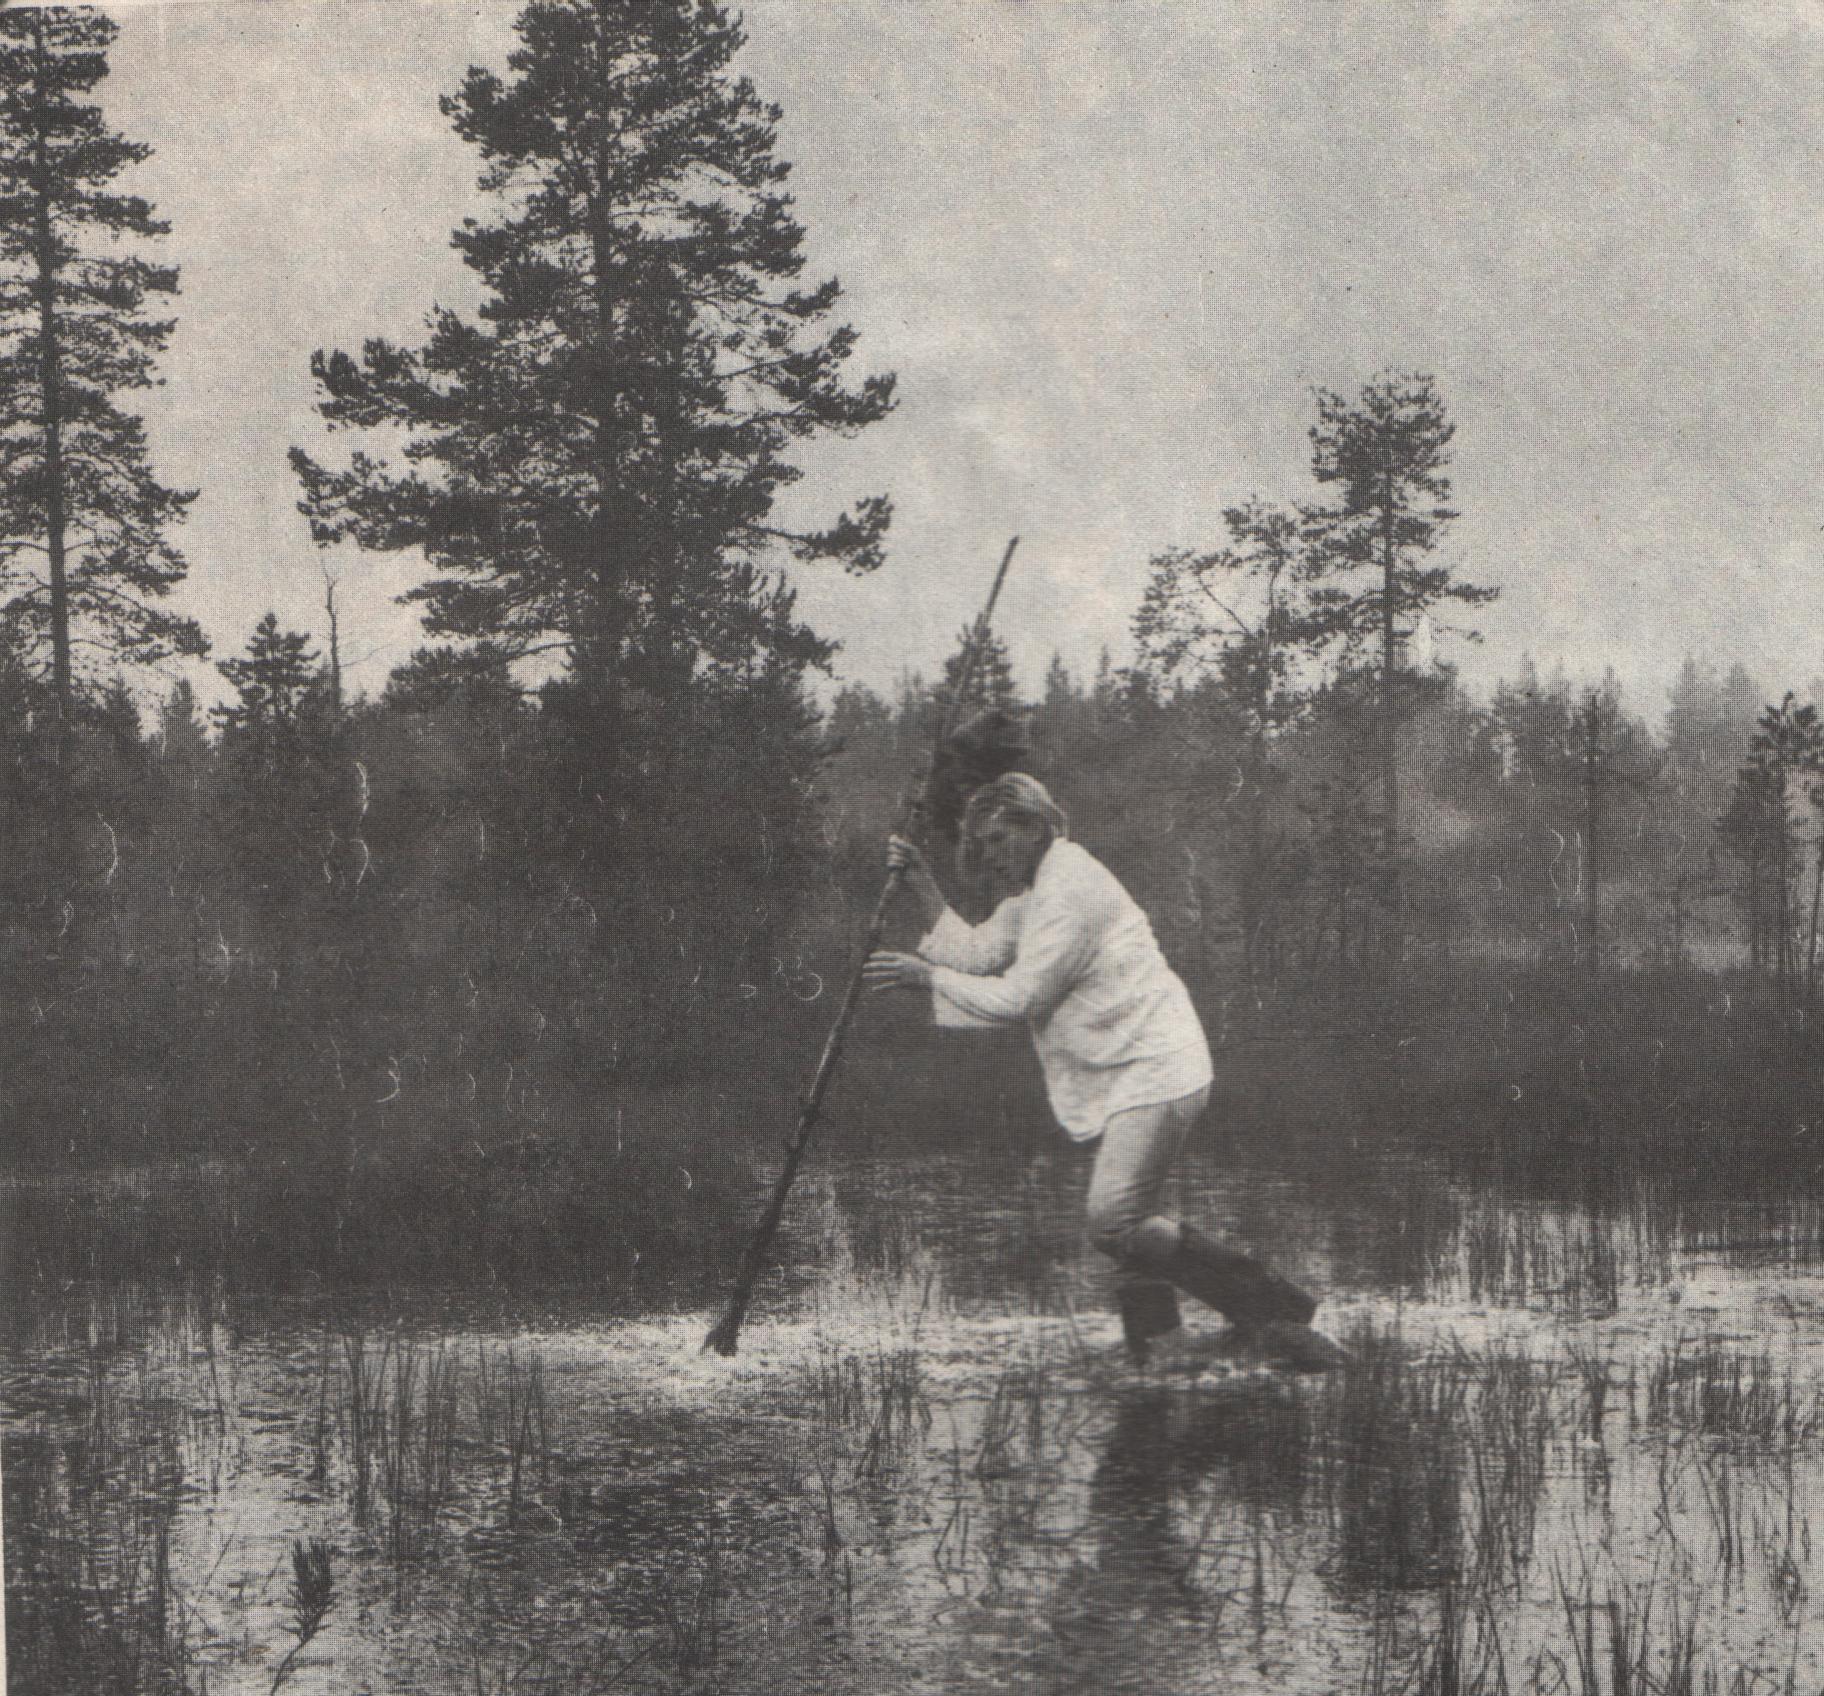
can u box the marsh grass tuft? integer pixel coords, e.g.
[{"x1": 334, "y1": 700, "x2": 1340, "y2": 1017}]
[
  {"x1": 266, "y1": 1537, "x2": 336, "y2": 1695},
  {"x1": 339, "y1": 1328, "x2": 466, "y2": 1557},
  {"x1": 659, "y1": 1523, "x2": 723, "y2": 1672},
  {"x1": 1646, "y1": 1339, "x2": 1818, "y2": 1447},
  {"x1": 1322, "y1": 1321, "x2": 1465, "y2": 1594},
  {"x1": 1459, "y1": 1202, "x2": 1624, "y2": 1314},
  {"x1": 500, "y1": 1345, "x2": 551, "y2": 1524}
]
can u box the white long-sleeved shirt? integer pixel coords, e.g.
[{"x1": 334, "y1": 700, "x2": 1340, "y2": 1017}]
[{"x1": 917, "y1": 839, "x2": 1212, "y2": 1142}]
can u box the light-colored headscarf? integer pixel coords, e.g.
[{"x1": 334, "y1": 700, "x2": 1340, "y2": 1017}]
[
  {"x1": 963, "y1": 772, "x2": 1069, "y2": 837},
  {"x1": 956, "y1": 772, "x2": 1068, "y2": 883}
]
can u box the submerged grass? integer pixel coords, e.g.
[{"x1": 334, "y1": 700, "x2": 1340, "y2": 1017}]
[
  {"x1": 1322, "y1": 1321, "x2": 1467, "y2": 1594},
  {"x1": 1645, "y1": 1340, "x2": 1820, "y2": 1447},
  {"x1": 1458, "y1": 1202, "x2": 1625, "y2": 1313},
  {"x1": 15, "y1": 1275, "x2": 1824, "y2": 1695},
  {"x1": 3, "y1": 1337, "x2": 344, "y2": 1696},
  {"x1": 1354, "y1": 1506, "x2": 1794, "y2": 1696},
  {"x1": 5, "y1": 1425, "x2": 194, "y2": 1695}
]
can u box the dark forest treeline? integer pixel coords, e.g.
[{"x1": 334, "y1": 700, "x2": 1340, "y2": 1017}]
[
  {"x1": 0, "y1": 604, "x2": 1790, "y2": 1096},
  {"x1": 830, "y1": 645, "x2": 1770, "y2": 990}
]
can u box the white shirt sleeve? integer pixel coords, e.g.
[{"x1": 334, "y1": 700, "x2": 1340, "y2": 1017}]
[
  {"x1": 927, "y1": 869, "x2": 1100, "y2": 1028},
  {"x1": 917, "y1": 896, "x2": 1023, "y2": 974}
]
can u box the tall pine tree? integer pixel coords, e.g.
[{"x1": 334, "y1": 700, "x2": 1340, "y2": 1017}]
[
  {"x1": 292, "y1": 0, "x2": 895, "y2": 865},
  {"x1": 212, "y1": 613, "x2": 356, "y2": 979},
  {"x1": 0, "y1": 9, "x2": 205, "y2": 801},
  {"x1": 937, "y1": 621, "x2": 1019, "y2": 714},
  {"x1": 1306, "y1": 374, "x2": 1495, "y2": 874},
  {"x1": 213, "y1": 612, "x2": 319, "y2": 765},
  {"x1": 1718, "y1": 695, "x2": 1824, "y2": 994}
]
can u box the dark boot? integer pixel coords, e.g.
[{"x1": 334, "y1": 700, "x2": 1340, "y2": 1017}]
[
  {"x1": 1115, "y1": 1279, "x2": 1182, "y2": 1364},
  {"x1": 1134, "y1": 1223, "x2": 1317, "y2": 1331},
  {"x1": 1255, "y1": 1320, "x2": 1351, "y2": 1374}
]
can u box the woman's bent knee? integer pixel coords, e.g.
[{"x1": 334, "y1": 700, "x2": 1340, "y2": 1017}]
[
  {"x1": 1088, "y1": 1217, "x2": 1132, "y2": 1263},
  {"x1": 1089, "y1": 1212, "x2": 1179, "y2": 1267}
]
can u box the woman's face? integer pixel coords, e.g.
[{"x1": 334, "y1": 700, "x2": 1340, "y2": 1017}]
[{"x1": 973, "y1": 812, "x2": 1049, "y2": 899}]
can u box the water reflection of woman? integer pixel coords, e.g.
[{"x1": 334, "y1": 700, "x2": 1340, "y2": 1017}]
[
  {"x1": 1046, "y1": 1380, "x2": 1311, "y2": 1683},
  {"x1": 863, "y1": 773, "x2": 1333, "y2": 1370}
]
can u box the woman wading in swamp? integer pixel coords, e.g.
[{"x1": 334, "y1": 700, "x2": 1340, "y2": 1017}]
[{"x1": 863, "y1": 773, "x2": 1343, "y2": 1373}]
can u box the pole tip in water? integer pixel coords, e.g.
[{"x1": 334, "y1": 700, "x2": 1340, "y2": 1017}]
[{"x1": 702, "y1": 1322, "x2": 739, "y2": 1357}]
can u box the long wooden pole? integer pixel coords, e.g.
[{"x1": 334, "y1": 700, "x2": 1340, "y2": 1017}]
[{"x1": 703, "y1": 536, "x2": 1020, "y2": 1356}]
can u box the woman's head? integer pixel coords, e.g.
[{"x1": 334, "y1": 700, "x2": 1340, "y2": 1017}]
[{"x1": 957, "y1": 773, "x2": 1067, "y2": 896}]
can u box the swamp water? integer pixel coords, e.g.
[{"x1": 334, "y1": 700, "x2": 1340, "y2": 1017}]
[{"x1": 10, "y1": 1130, "x2": 1824, "y2": 1694}]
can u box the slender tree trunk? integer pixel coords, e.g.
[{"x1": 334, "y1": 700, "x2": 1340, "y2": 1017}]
[
  {"x1": 1583, "y1": 696, "x2": 1600, "y2": 976},
  {"x1": 323, "y1": 573, "x2": 343, "y2": 718},
  {"x1": 1380, "y1": 470, "x2": 1399, "y2": 897},
  {"x1": 585, "y1": 139, "x2": 628, "y2": 877},
  {"x1": 1750, "y1": 852, "x2": 1764, "y2": 974},
  {"x1": 1806, "y1": 835, "x2": 1824, "y2": 1008},
  {"x1": 30, "y1": 18, "x2": 77, "y2": 938},
  {"x1": 1779, "y1": 817, "x2": 1793, "y2": 1002},
  {"x1": 1243, "y1": 733, "x2": 1266, "y2": 991},
  {"x1": 1333, "y1": 789, "x2": 1354, "y2": 986},
  {"x1": 1376, "y1": 470, "x2": 1410, "y2": 984}
]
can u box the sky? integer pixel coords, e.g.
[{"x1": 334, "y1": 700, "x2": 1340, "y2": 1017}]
[{"x1": 74, "y1": 0, "x2": 1824, "y2": 723}]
